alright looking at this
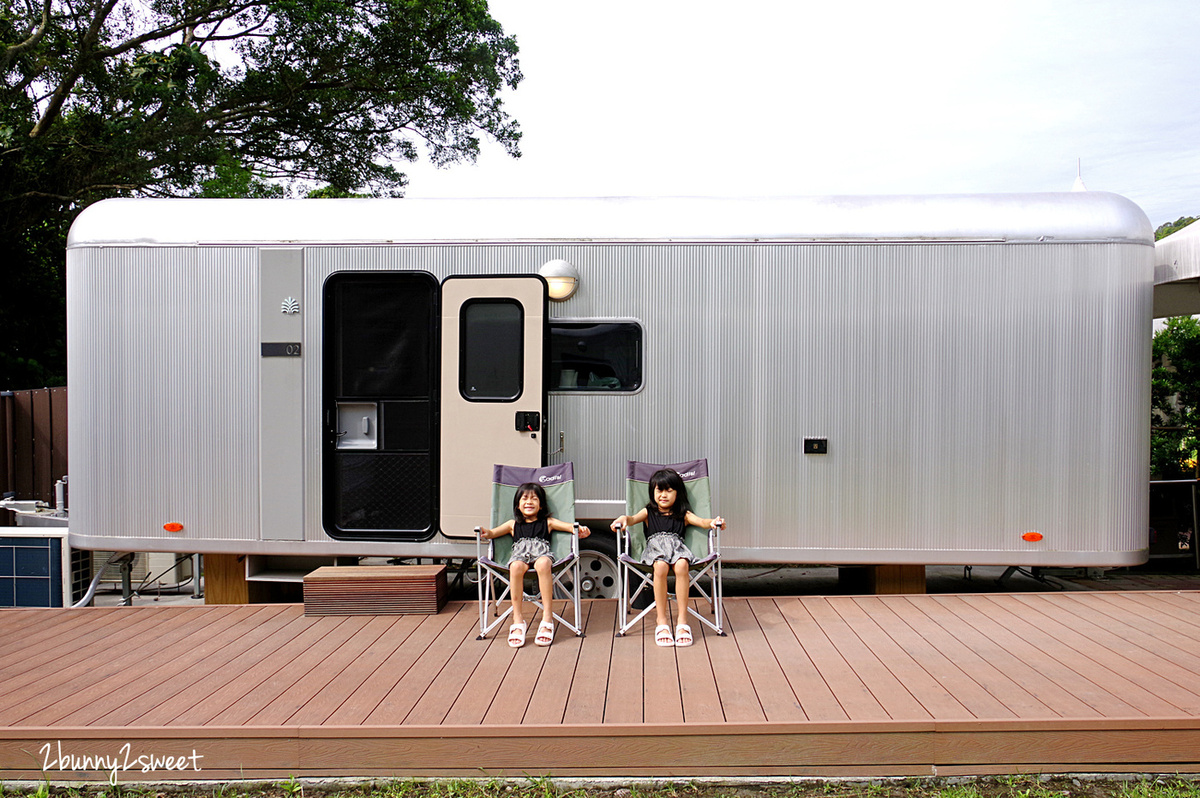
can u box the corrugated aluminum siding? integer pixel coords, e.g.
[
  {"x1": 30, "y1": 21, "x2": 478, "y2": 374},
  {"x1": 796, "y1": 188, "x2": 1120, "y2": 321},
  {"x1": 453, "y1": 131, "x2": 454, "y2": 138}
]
[
  {"x1": 67, "y1": 246, "x2": 261, "y2": 545},
  {"x1": 542, "y1": 240, "x2": 1150, "y2": 565},
  {"x1": 70, "y1": 237, "x2": 1150, "y2": 565}
]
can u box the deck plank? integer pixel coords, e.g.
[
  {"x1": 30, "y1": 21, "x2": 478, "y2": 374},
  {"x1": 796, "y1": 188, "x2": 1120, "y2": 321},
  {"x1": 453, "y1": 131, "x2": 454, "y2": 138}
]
[
  {"x1": 327, "y1": 608, "x2": 460, "y2": 726},
  {"x1": 363, "y1": 602, "x2": 480, "y2": 725},
  {"x1": 401, "y1": 606, "x2": 493, "y2": 725},
  {"x1": 990, "y1": 594, "x2": 1200, "y2": 715},
  {"x1": 0, "y1": 608, "x2": 112, "y2": 661},
  {"x1": 0, "y1": 607, "x2": 238, "y2": 722},
  {"x1": 874, "y1": 595, "x2": 1057, "y2": 718},
  {"x1": 944, "y1": 595, "x2": 1149, "y2": 717},
  {"x1": 604, "y1": 605, "x2": 645, "y2": 724},
  {"x1": 910, "y1": 596, "x2": 1103, "y2": 717},
  {"x1": 641, "y1": 601, "x2": 683, "y2": 725},
  {"x1": 720, "y1": 600, "x2": 805, "y2": 721},
  {"x1": 288, "y1": 613, "x2": 425, "y2": 726},
  {"x1": 1060, "y1": 592, "x2": 1200, "y2": 672},
  {"x1": 559, "y1": 601, "x2": 615, "y2": 725},
  {"x1": 675, "y1": 600, "x2": 725, "y2": 724},
  {"x1": 9, "y1": 605, "x2": 271, "y2": 726},
  {"x1": 511, "y1": 602, "x2": 592, "y2": 726},
  {"x1": 1120, "y1": 591, "x2": 1200, "y2": 631},
  {"x1": 805, "y1": 597, "x2": 933, "y2": 720},
  {"x1": 855, "y1": 596, "x2": 1015, "y2": 720},
  {"x1": 756, "y1": 598, "x2": 847, "y2": 721},
  {"x1": 0, "y1": 608, "x2": 171, "y2": 689},
  {"x1": 180, "y1": 615, "x2": 364, "y2": 726},
  {"x1": 776, "y1": 598, "x2": 889, "y2": 720},
  {"x1": 442, "y1": 618, "x2": 523, "y2": 726},
  {"x1": 1010, "y1": 593, "x2": 1200, "y2": 706},
  {"x1": 247, "y1": 615, "x2": 397, "y2": 726},
  {"x1": 705, "y1": 599, "x2": 767, "y2": 723},
  {"x1": 7, "y1": 594, "x2": 1200, "y2": 779},
  {"x1": 130, "y1": 609, "x2": 329, "y2": 726},
  {"x1": 1088, "y1": 592, "x2": 1200, "y2": 642},
  {"x1": 81, "y1": 606, "x2": 301, "y2": 726},
  {"x1": 828, "y1": 597, "x2": 973, "y2": 720}
]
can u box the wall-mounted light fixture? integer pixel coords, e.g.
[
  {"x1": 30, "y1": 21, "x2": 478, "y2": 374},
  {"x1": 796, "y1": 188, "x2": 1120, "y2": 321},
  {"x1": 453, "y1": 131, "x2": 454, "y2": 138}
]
[{"x1": 539, "y1": 259, "x2": 580, "y2": 301}]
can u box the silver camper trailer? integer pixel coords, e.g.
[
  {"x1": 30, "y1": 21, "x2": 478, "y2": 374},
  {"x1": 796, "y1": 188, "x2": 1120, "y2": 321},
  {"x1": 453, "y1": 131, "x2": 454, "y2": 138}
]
[{"x1": 66, "y1": 193, "x2": 1153, "y2": 593}]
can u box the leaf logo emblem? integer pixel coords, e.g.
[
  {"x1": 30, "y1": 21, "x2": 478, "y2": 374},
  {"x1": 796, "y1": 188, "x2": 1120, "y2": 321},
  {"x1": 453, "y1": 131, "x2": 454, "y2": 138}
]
[{"x1": 281, "y1": 297, "x2": 300, "y2": 315}]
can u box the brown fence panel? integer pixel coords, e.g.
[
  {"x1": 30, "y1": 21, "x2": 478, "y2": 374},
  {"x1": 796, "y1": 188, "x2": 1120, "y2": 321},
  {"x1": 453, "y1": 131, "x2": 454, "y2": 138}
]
[
  {"x1": 1, "y1": 388, "x2": 69, "y2": 521},
  {"x1": 0, "y1": 394, "x2": 10, "y2": 526},
  {"x1": 32, "y1": 389, "x2": 53, "y2": 503},
  {"x1": 50, "y1": 387, "x2": 68, "y2": 498},
  {"x1": 11, "y1": 391, "x2": 34, "y2": 501}
]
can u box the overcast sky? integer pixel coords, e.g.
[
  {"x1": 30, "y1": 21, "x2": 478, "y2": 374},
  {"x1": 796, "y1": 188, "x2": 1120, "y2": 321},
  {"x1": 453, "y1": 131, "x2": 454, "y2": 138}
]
[{"x1": 400, "y1": 0, "x2": 1200, "y2": 228}]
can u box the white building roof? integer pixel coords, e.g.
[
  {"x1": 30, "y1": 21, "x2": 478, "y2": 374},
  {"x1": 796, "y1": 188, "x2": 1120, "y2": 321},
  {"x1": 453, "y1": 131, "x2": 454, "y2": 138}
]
[
  {"x1": 1153, "y1": 219, "x2": 1200, "y2": 317},
  {"x1": 68, "y1": 192, "x2": 1153, "y2": 248}
]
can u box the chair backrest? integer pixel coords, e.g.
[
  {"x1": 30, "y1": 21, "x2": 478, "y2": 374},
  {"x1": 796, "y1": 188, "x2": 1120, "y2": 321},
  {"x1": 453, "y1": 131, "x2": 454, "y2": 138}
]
[
  {"x1": 488, "y1": 462, "x2": 577, "y2": 562},
  {"x1": 624, "y1": 459, "x2": 713, "y2": 559}
]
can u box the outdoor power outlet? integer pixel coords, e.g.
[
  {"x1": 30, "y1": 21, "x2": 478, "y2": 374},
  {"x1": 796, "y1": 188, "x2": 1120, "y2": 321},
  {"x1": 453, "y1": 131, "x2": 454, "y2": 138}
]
[
  {"x1": 803, "y1": 438, "x2": 828, "y2": 454},
  {"x1": 515, "y1": 411, "x2": 541, "y2": 432}
]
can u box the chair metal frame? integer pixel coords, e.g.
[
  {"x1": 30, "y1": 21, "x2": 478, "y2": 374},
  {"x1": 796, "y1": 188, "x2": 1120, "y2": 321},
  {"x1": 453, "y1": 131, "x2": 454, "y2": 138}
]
[
  {"x1": 475, "y1": 462, "x2": 584, "y2": 640},
  {"x1": 615, "y1": 459, "x2": 725, "y2": 637}
]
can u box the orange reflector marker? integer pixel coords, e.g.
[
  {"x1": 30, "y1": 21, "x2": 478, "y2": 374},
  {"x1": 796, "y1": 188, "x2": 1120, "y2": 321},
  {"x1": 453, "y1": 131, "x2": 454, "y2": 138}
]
[
  {"x1": 164, "y1": 522, "x2": 184, "y2": 532},
  {"x1": 1022, "y1": 531, "x2": 1043, "y2": 542}
]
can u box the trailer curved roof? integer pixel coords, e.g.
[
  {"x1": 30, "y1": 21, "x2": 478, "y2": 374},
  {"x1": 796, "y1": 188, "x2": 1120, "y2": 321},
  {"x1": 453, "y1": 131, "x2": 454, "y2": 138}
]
[
  {"x1": 1153, "y1": 220, "x2": 1200, "y2": 317},
  {"x1": 67, "y1": 192, "x2": 1152, "y2": 248}
]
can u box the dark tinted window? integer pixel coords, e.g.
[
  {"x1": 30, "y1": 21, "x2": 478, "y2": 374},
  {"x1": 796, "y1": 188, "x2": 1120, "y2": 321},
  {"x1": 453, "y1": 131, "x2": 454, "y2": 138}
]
[
  {"x1": 331, "y1": 277, "x2": 435, "y2": 398},
  {"x1": 549, "y1": 322, "x2": 642, "y2": 391},
  {"x1": 461, "y1": 300, "x2": 523, "y2": 401}
]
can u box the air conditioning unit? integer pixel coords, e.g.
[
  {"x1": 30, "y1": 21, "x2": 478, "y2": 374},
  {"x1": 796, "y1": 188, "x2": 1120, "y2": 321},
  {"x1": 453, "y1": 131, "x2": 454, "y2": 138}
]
[
  {"x1": 88, "y1": 552, "x2": 193, "y2": 585},
  {"x1": 146, "y1": 552, "x2": 193, "y2": 584},
  {"x1": 91, "y1": 551, "x2": 149, "y2": 583}
]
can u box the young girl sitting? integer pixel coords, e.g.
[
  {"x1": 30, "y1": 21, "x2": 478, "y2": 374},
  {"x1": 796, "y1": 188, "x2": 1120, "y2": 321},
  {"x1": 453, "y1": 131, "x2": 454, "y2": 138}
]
[
  {"x1": 478, "y1": 482, "x2": 590, "y2": 648},
  {"x1": 611, "y1": 468, "x2": 724, "y2": 647}
]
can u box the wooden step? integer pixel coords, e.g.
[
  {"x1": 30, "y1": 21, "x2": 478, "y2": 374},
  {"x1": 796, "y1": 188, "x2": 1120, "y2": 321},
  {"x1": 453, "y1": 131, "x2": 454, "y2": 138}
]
[{"x1": 303, "y1": 564, "x2": 448, "y2": 616}]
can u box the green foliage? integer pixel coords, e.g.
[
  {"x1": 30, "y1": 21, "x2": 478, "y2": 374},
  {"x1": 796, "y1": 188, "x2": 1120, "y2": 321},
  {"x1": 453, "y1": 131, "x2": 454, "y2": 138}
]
[
  {"x1": 306, "y1": 185, "x2": 372, "y2": 199},
  {"x1": 0, "y1": 0, "x2": 522, "y2": 388},
  {"x1": 278, "y1": 776, "x2": 303, "y2": 797},
  {"x1": 1118, "y1": 780, "x2": 1200, "y2": 798},
  {"x1": 14, "y1": 779, "x2": 1200, "y2": 798},
  {"x1": 1156, "y1": 216, "x2": 1198, "y2": 240},
  {"x1": 197, "y1": 151, "x2": 286, "y2": 198},
  {"x1": 1152, "y1": 316, "x2": 1200, "y2": 478}
]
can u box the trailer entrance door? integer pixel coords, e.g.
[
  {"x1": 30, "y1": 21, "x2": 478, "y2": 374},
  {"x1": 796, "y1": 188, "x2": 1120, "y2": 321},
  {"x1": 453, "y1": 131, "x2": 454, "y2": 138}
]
[
  {"x1": 439, "y1": 275, "x2": 547, "y2": 538},
  {"x1": 323, "y1": 272, "x2": 439, "y2": 541}
]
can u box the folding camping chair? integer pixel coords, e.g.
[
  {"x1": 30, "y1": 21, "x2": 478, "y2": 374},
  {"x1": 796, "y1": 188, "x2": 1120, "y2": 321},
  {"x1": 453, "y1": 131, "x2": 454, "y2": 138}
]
[
  {"x1": 475, "y1": 462, "x2": 584, "y2": 640},
  {"x1": 615, "y1": 458, "x2": 725, "y2": 637}
]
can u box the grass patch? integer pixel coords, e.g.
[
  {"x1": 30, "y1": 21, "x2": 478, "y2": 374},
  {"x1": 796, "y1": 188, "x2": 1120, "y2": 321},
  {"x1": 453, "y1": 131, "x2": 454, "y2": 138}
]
[{"x1": 6, "y1": 776, "x2": 1200, "y2": 798}]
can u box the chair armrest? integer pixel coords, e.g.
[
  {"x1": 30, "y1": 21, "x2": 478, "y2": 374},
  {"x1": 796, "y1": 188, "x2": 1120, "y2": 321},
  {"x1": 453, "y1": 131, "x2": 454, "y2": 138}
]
[{"x1": 475, "y1": 526, "x2": 496, "y2": 562}]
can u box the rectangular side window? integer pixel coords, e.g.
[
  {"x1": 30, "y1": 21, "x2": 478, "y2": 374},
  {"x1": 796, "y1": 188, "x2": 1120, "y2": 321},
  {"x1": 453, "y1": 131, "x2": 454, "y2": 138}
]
[
  {"x1": 461, "y1": 300, "x2": 524, "y2": 401},
  {"x1": 549, "y1": 321, "x2": 642, "y2": 392}
]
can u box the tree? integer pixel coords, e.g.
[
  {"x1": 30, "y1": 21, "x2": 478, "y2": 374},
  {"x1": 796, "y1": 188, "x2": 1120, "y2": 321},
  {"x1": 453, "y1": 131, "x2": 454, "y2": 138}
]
[
  {"x1": 1152, "y1": 316, "x2": 1200, "y2": 479},
  {"x1": 1156, "y1": 217, "x2": 1198, "y2": 241},
  {"x1": 0, "y1": 0, "x2": 522, "y2": 387}
]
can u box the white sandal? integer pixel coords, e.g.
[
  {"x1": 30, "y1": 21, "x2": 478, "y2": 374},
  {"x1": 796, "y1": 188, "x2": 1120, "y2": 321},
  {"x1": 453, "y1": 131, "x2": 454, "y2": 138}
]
[
  {"x1": 535, "y1": 619, "x2": 555, "y2": 646},
  {"x1": 675, "y1": 623, "x2": 693, "y2": 647},
  {"x1": 654, "y1": 624, "x2": 675, "y2": 647},
  {"x1": 508, "y1": 621, "x2": 527, "y2": 648}
]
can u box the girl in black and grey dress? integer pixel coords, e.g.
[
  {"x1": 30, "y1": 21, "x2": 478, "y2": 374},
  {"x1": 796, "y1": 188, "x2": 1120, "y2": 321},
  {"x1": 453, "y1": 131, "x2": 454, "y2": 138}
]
[
  {"x1": 610, "y1": 468, "x2": 725, "y2": 648},
  {"x1": 479, "y1": 483, "x2": 591, "y2": 648}
]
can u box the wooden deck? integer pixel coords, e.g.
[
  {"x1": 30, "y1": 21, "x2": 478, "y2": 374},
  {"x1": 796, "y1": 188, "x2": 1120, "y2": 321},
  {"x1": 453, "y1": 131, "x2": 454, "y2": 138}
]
[{"x1": 4, "y1": 591, "x2": 1200, "y2": 780}]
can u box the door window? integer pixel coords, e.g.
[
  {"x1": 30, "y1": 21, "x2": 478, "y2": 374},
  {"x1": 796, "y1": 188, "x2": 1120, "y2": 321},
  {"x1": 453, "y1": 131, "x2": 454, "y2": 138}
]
[{"x1": 460, "y1": 299, "x2": 524, "y2": 401}]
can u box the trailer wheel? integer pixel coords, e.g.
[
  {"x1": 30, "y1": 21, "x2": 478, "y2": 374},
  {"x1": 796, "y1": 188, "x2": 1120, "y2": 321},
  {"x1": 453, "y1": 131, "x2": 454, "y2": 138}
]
[{"x1": 573, "y1": 532, "x2": 619, "y2": 599}]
